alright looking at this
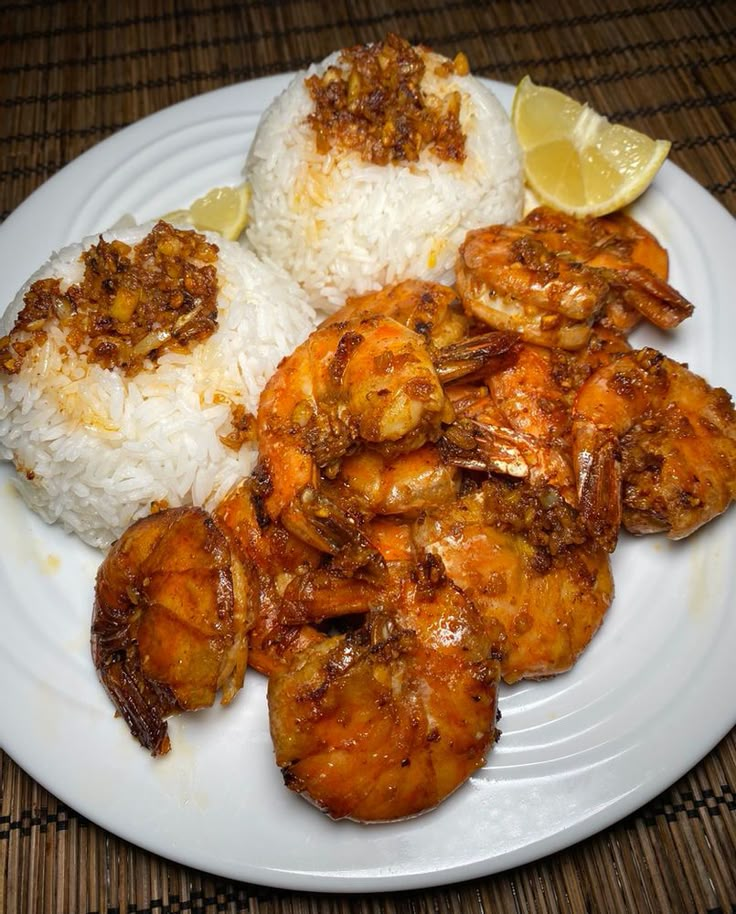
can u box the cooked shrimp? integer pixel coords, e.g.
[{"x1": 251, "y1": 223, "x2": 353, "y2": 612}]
[
  {"x1": 532, "y1": 208, "x2": 691, "y2": 331},
  {"x1": 217, "y1": 468, "x2": 397, "y2": 677},
  {"x1": 467, "y1": 328, "x2": 630, "y2": 442},
  {"x1": 214, "y1": 477, "x2": 330, "y2": 677},
  {"x1": 326, "y1": 442, "x2": 461, "y2": 516},
  {"x1": 572, "y1": 347, "x2": 736, "y2": 551},
  {"x1": 456, "y1": 209, "x2": 692, "y2": 349},
  {"x1": 413, "y1": 479, "x2": 614, "y2": 683},
  {"x1": 438, "y1": 342, "x2": 578, "y2": 501},
  {"x1": 589, "y1": 212, "x2": 670, "y2": 280},
  {"x1": 441, "y1": 414, "x2": 577, "y2": 503},
  {"x1": 456, "y1": 223, "x2": 609, "y2": 349},
  {"x1": 323, "y1": 279, "x2": 521, "y2": 377},
  {"x1": 438, "y1": 327, "x2": 626, "y2": 498},
  {"x1": 267, "y1": 552, "x2": 504, "y2": 822},
  {"x1": 323, "y1": 278, "x2": 469, "y2": 347},
  {"x1": 520, "y1": 208, "x2": 668, "y2": 333},
  {"x1": 522, "y1": 207, "x2": 669, "y2": 280},
  {"x1": 257, "y1": 313, "x2": 517, "y2": 550},
  {"x1": 273, "y1": 514, "x2": 417, "y2": 631},
  {"x1": 482, "y1": 341, "x2": 572, "y2": 440},
  {"x1": 256, "y1": 315, "x2": 453, "y2": 527},
  {"x1": 91, "y1": 506, "x2": 250, "y2": 755}
]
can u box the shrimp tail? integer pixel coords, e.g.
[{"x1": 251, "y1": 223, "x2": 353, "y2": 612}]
[
  {"x1": 439, "y1": 418, "x2": 529, "y2": 478},
  {"x1": 91, "y1": 601, "x2": 177, "y2": 755},
  {"x1": 432, "y1": 330, "x2": 519, "y2": 383},
  {"x1": 91, "y1": 532, "x2": 177, "y2": 755},
  {"x1": 607, "y1": 265, "x2": 694, "y2": 330},
  {"x1": 575, "y1": 427, "x2": 622, "y2": 552},
  {"x1": 93, "y1": 649, "x2": 175, "y2": 756},
  {"x1": 282, "y1": 485, "x2": 387, "y2": 579}
]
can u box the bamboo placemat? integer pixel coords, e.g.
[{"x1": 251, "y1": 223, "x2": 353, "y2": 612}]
[{"x1": 1, "y1": 1, "x2": 735, "y2": 912}]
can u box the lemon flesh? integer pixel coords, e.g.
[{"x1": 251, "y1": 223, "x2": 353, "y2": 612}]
[
  {"x1": 163, "y1": 183, "x2": 250, "y2": 241},
  {"x1": 512, "y1": 76, "x2": 670, "y2": 217}
]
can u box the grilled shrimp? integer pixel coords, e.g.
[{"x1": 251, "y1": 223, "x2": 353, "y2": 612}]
[
  {"x1": 465, "y1": 331, "x2": 631, "y2": 490},
  {"x1": 267, "y1": 552, "x2": 504, "y2": 822},
  {"x1": 323, "y1": 279, "x2": 519, "y2": 381},
  {"x1": 522, "y1": 207, "x2": 688, "y2": 332},
  {"x1": 91, "y1": 506, "x2": 250, "y2": 755},
  {"x1": 456, "y1": 222, "x2": 608, "y2": 349},
  {"x1": 256, "y1": 311, "x2": 517, "y2": 549},
  {"x1": 455, "y1": 208, "x2": 692, "y2": 349},
  {"x1": 214, "y1": 477, "x2": 328, "y2": 677},
  {"x1": 326, "y1": 442, "x2": 461, "y2": 516},
  {"x1": 256, "y1": 315, "x2": 453, "y2": 529},
  {"x1": 572, "y1": 347, "x2": 736, "y2": 551},
  {"x1": 521, "y1": 207, "x2": 669, "y2": 280},
  {"x1": 481, "y1": 340, "x2": 573, "y2": 441},
  {"x1": 323, "y1": 278, "x2": 469, "y2": 347},
  {"x1": 216, "y1": 471, "x2": 395, "y2": 676},
  {"x1": 441, "y1": 342, "x2": 578, "y2": 500},
  {"x1": 413, "y1": 478, "x2": 614, "y2": 684}
]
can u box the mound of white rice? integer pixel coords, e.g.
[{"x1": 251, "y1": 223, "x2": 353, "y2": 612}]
[
  {"x1": 0, "y1": 221, "x2": 317, "y2": 549},
  {"x1": 245, "y1": 43, "x2": 524, "y2": 312}
]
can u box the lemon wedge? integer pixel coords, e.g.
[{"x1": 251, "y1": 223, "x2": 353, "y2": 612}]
[
  {"x1": 163, "y1": 183, "x2": 250, "y2": 241},
  {"x1": 511, "y1": 76, "x2": 671, "y2": 217}
]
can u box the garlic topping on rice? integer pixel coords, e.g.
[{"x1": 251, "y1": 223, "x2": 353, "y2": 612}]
[
  {"x1": 245, "y1": 34, "x2": 523, "y2": 312},
  {"x1": 305, "y1": 33, "x2": 468, "y2": 166},
  {"x1": 0, "y1": 221, "x2": 317, "y2": 549},
  {"x1": 0, "y1": 221, "x2": 220, "y2": 377}
]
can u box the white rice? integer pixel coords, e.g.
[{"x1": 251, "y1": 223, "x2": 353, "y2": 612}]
[
  {"x1": 0, "y1": 221, "x2": 318, "y2": 549},
  {"x1": 245, "y1": 45, "x2": 524, "y2": 312}
]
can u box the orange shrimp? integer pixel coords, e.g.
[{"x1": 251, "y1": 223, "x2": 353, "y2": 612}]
[
  {"x1": 455, "y1": 208, "x2": 692, "y2": 349},
  {"x1": 214, "y1": 477, "x2": 329, "y2": 677},
  {"x1": 572, "y1": 348, "x2": 736, "y2": 551},
  {"x1": 267, "y1": 551, "x2": 504, "y2": 821},
  {"x1": 256, "y1": 311, "x2": 517, "y2": 550},
  {"x1": 256, "y1": 315, "x2": 454, "y2": 528},
  {"x1": 522, "y1": 207, "x2": 669, "y2": 280},
  {"x1": 413, "y1": 478, "x2": 613, "y2": 684},
  {"x1": 91, "y1": 506, "x2": 251, "y2": 755},
  {"x1": 325, "y1": 442, "x2": 461, "y2": 517},
  {"x1": 322, "y1": 278, "x2": 469, "y2": 347},
  {"x1": 456, "y1": 223, "x2": 608, "y2": 349},
  {"x1": 438, "y1": 343, "x2": 578, "y2": 501}
]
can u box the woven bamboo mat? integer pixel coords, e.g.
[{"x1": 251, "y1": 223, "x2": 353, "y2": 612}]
[{"x1": 1, "y1": 1, "x2": 735, "y2": 912}]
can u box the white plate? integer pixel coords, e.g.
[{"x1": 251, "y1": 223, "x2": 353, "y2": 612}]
[{"x1": 1, "y1": 74, "x2": 735, "y2": 893}]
